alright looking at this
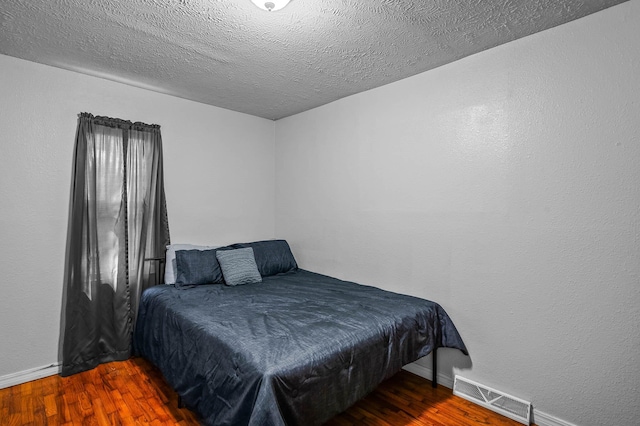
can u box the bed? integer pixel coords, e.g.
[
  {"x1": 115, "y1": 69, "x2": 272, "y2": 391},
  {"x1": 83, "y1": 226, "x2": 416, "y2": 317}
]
[{"x1": 134, "y1": 240, "x2": 467, "y2": 425}]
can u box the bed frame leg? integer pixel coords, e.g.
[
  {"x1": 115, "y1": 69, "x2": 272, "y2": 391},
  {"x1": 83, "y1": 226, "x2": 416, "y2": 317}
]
[{"x1": 432, "y1": 347, "x2": 438, "y2": 388}]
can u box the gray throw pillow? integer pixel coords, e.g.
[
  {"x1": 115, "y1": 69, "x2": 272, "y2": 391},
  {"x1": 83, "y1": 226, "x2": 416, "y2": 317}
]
[{"x1": 216, "y1": 247, "x2": 262, "y2": 286}]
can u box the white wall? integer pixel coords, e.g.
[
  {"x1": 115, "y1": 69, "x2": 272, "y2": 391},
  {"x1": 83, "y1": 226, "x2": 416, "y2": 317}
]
[
  {"x1": 0, "y1": 54, "x2": 275, "y2": 379},
  {"x1": 275, "y1": 2, "x2": 640, "y2": 426}
]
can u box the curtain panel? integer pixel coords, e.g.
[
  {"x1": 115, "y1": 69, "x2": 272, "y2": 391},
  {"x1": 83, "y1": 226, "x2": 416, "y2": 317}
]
[{"x1": 61, "y1": 113, "x2": 170, "y2": 376}]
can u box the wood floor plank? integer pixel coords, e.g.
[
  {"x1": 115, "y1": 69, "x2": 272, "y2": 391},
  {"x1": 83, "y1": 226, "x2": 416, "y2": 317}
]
[
  {"x1": 19, "y1": 394, "x2": 34, "y2": 424},
  {"x1": 0, "y1": 358, "x2": 531, "y2": 425},
  {"x1": 4, "y1": 414, "x2": 21, "y2": 426},
  {"x1": 43, "y1": 393, "x2": 57, "y2": 417}
]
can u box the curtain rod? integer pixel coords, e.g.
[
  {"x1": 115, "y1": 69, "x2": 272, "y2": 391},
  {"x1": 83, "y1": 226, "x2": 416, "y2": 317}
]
[{"x1": 78, "y1": 112, "x2": 160, "y2": 131}]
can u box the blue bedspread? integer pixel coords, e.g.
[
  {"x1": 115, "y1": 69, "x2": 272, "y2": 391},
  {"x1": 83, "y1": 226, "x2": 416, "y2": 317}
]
[{"x1": 134, "y1": 269, "x2": 467, "y2": 425}]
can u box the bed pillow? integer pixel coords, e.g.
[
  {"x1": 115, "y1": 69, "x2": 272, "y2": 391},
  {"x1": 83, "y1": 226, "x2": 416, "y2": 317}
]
[
  {"x1": 229, "y1": 240, "x2": 297, "y2": 277},
  {"x1": 165, "y1": 243, "x2": 220, "y2": 284},
  {"x1": 175, "y1": 249, "x2": 224, "y2": 286},
  {"x1": 216, "y1": 248, "x2": 262, "y2": 286}
]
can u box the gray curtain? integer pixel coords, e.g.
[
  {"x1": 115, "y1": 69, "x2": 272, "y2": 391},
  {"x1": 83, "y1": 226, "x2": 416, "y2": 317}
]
[{"x1": 61, "y1": 113, "x2": 170, "y2": 376}]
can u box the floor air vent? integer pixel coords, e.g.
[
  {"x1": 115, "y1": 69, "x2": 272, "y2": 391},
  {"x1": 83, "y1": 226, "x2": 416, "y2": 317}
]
[{"x1": 453, "y1": 375, "x2": 531, "y2": 425}]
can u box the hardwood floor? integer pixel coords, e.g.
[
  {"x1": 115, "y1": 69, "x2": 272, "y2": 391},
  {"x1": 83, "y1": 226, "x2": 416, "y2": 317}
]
[{"x1": 0, "y1": 358, "x2": 526, "y2": 425}]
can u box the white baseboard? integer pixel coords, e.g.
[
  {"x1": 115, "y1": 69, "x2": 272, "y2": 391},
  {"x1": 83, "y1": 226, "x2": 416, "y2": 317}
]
[
  {"x1": 0, "y1": 363, "x2": 61, "y2": 389},
  {"x1": 401, "y1": 362, "x2": 577, "y2": 426},
  {"x1": 532, "y1": 410, "x2": 579, "y2": 426}
]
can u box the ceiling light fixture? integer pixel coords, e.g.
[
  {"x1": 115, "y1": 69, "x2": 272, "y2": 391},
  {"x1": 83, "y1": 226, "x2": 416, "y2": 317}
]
[{"x1": 250, "y1": 0, "x2": 291, "y2": 12}]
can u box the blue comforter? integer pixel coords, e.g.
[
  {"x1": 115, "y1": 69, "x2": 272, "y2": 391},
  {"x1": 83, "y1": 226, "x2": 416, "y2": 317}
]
[{"x1": 134, "y1": 269, "x2": 467, "y2": 425}]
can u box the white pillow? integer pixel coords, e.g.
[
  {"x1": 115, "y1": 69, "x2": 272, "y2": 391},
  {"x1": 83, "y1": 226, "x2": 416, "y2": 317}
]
[{"x1": 164, "y1": 244, "x2": 220, "y2": 284}]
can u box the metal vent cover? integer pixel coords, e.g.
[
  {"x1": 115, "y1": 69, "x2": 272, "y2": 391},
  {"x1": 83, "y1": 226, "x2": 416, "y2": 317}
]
[{"x1": 453, "y1": 375, "x2": 531, "y2": 425}]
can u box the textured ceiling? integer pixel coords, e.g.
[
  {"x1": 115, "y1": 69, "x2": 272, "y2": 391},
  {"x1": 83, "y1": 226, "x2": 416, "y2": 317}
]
[{"x1": 0, "y1": 0, "x2": 628, "y2": 120}]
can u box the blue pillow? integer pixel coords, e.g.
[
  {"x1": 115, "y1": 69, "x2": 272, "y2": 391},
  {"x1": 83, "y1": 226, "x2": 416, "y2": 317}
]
[
  {"x1": 216, "y1": 248, "x2": 262, "y2": 286},
  {"x1": 175, "y1": 249, "x2": 224, "y2": 286},
  {"x1": 229, "y1": 240, "x2": 297, "y2": 277}
]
